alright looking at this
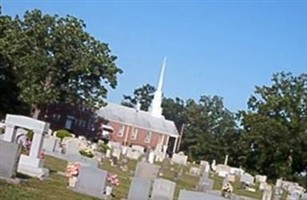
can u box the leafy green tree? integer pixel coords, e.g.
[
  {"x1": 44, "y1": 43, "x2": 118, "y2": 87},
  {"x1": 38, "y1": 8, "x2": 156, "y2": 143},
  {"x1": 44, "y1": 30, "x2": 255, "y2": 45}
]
[
  {"x1": 181, "y1": 95, "x2": 237, "y2": 163},
  {"x1": 239, "y1": 72, "x2": 307, "y2": 181},
  {"x1": 7, "y1": 9, "x2": 122, "y2": 118},
  {"x1": 0, "y1": 8, "x2": 29, "y2": 118},
  {"x1": 121, "y1": 83, "x2": 155, "y2": 111},
  {"x1": 162, "y1": 97, "x2": 186, "y2": 130}
]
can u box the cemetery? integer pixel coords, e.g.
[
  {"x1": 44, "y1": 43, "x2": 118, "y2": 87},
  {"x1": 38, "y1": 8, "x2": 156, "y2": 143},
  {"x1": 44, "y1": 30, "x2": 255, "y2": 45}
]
[{"x1": 1, "y1": 115, "x2": 306, "y2": 200}]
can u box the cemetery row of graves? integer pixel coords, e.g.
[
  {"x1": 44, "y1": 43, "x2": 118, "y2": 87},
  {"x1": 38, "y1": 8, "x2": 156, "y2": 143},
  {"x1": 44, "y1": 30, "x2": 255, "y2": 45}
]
[{"x1": 0, "y1": 114, "x2": 307, "y2": 200}]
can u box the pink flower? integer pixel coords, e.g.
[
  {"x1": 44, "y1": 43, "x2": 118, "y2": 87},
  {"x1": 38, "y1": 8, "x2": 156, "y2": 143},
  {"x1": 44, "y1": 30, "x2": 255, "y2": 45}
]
[{"x1": 107, "y1": 173, "x2": 120, "y2": 186}]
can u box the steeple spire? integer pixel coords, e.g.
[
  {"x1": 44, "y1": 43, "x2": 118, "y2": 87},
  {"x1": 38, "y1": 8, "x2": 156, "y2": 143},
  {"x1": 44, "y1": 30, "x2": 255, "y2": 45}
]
[{"x1": 149, "y1": 57, "x2": 166, "y2": 118}]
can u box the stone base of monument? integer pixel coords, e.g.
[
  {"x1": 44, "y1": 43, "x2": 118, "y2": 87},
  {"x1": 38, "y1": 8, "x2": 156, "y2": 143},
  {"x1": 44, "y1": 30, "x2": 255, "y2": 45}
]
[
  {"x1": 17, "y1": 155, "x2": 49, "y2": 179},
  {"x1": 0, "y1": 175, "x2": 22, "y2": 184}
]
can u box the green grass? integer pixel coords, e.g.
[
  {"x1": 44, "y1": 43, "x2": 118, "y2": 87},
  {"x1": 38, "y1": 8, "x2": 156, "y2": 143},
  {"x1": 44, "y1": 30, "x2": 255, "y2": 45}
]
[{"x1": 0, "y1": 155, "x2": 270, "y2": 200}]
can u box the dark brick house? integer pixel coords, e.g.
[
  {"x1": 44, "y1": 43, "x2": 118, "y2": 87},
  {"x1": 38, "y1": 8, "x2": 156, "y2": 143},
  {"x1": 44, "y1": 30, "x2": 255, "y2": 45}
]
[{"x1": 40, "y1": 103, "x2": 99, "y2": 138}]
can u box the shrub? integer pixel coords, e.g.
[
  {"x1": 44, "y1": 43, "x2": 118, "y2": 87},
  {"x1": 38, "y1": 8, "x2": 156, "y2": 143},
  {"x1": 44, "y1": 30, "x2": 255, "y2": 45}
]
[
  {"x1": 0, "y1": 127, "x2": 4, "y2": 135},
  {"x1": 79, "y1": 149, "x2": 94, "y2": 158},
  {"x1": 56, "y1": 129, "x2": 72, "y2": 140},
  {"x1": 97, "y1": 143, "x2": 110, "y2": 153},
  {"x1": 26, "y1": 130, "x2": 34, "y2": 141}
]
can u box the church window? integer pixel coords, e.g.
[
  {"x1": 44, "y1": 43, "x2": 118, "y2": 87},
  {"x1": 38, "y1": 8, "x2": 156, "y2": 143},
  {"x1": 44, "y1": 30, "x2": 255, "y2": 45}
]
[
  {"x1": 144, "y1": 131, "x2": 152, "y2": 143},
  {"x1": 131, "y1": 128, "x2": 138, "y2": 140},
  {"x1": 118, "y1": 124, "x2": 125, "y2": 137}
]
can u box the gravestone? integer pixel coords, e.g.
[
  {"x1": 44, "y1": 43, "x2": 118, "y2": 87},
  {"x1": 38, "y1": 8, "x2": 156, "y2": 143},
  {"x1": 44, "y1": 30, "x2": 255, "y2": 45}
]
[
  {"x1": 151, "y1": 178, "x2": 176, "y2": 200},
  {"x1": 72, "y1": 166, "x2": 107, "y2": 199},
  {"x1": 42, "y1": 136, "x2": 59, "y2": 152},
  {"x1": 259, "y1": 181, "x2": 267, "y2": 190},
  {"x1": 301, "y1": 193, "x2": 307, "y2": 200},
  {"x1": 216, "y1": 164, "x2": 231, "y2": 178},
  {"x1": 127, "y1": 177, "x2": 151, "y2": 200},
  {"x1": 273, "y1": 186, "x2": 282, "y2": 200},
  {"x1": 134, "y1": 162, "x2": 160, "y2": 181},
  {"x1": 65, "y1": 138, "x2": 81, "y2": 155},
  {"x1": 197, "y1": 178, "x2": 214, "y2": 192},
  {"x1": 287, "y1": 189, "x2": 301, "y2": 200},
  {"x1": 67, "y1": 154, "x2": 98, "y2": 168},
  {"x1": 240, "y1": 173, "x2": 254, "y2": 185},
  {"x1": 171, "y1": 152, "x2": 188, "y2": 165},
  {"x1": 178, "y1": 190, "x2": 226, "y2": 200},
  {"x1": 148, "y1": 151, "x2": 155, "y2": 164},
  {"x1": 227, "y1": 174, "x2": 236, "y2": 182},
  {"x1": 0, "y1": 140, "x2": 21, "y2": 178},
  {"x1": 2, "y1": 114, "x2": 49, "y2": 178},
  {"x1": 189, "y1": 166, "x2": 200, "y2": 176},
  {"x1": 262, "y1": 185, "x2": 272, "y2": 200}
]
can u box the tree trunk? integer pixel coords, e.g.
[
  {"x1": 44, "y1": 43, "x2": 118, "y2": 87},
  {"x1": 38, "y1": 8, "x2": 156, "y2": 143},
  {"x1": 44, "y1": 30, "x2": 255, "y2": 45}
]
[{"x1": 31, "y1": 104, "x2": 41, "y2": 119}]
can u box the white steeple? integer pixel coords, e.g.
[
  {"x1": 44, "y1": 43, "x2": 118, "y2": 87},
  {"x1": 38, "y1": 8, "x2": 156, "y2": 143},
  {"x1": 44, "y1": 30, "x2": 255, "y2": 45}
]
[{"x1": 149, "y1": 57, "x2": 166, "y2": 118}]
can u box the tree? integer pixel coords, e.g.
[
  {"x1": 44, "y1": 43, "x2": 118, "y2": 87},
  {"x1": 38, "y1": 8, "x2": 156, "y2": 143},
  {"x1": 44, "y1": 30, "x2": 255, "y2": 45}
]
[
  {"x1": 162, "y1": 97, "x2": 186, "y2": 130},
  {"x1": 239, "y1": 72, "x2": 307, "y2": 181},
  {"x1": 121, "y1": 84, "x2": 155, "y2": 111},
  {"x1": 0, "y1": 8, "x2": 29, "y2": 118},
  {"x1": 7, "y1": 9, "x2": 122, "y2": 118},
  {"x1": 181, "y1": 95, "x2": 237, "y2": 163}
]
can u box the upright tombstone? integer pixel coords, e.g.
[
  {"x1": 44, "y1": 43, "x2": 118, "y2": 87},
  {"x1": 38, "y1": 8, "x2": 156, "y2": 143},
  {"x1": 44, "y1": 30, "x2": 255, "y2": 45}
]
[
  {"x1": 2, "y1": 114, "x2": 49, "y2": 178},
  {"x1": 0, "y1": 140, "x2": 22, "y2": 178},
  {"x1": 301, "y1": 193, "x2": 307, "y2": 200},
  {"x1": 67, "y1": 154, "x2": 99, "y2": 168},
  {"x1": 171, "y1": 152, "x2": 188, "y2": 165},
  {"x1": 240, "y1": 173, "x2": 254, "y2": 186},
  {"x1": 134, "y1": 162, "x2": 160, "y2": 181},
  {"x1": 287, "y1": 189, "x2": 301, "y2": 200},
  {"x1": 42, "y1": 136, "x2": 59, "y2": 153},
  {"x1": 72, "y1": 166, "x2": 107, "y2": 199},
  {"x1": 151, "y1": 178, "x2": 176, "y2": 200},
  {"x1": 262, "y1": 184, "x2": 272, "y2": 200},
  {"x1": 197, "y1": 177, "x2": 214, "y2": 193},
  {"x1": 178, "y1": 190, "x2": 226, "y2": 200},
  {"x1": 127, "y1": 177, "x2": 151, "y2": 200}
]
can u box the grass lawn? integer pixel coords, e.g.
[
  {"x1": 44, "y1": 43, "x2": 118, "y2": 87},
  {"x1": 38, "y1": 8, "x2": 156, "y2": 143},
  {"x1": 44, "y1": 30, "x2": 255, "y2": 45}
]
[
  {"x1": 0, "y1": 155, "x2": 276, "y2": 200},
  {"x1": 0, "y1": 155, "x2": 97, "y2": 200}
]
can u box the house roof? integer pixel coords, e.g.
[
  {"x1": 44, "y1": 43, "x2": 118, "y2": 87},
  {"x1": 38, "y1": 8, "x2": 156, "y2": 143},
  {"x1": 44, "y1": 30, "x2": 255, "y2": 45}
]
[{"x1": 96, "y1": 103, "x2": 179, "y2": 137}]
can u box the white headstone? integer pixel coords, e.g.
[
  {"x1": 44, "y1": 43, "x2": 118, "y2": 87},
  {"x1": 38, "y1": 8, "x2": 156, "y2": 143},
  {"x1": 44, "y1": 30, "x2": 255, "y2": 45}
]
[{"x1": 3, "y1": 114, "x2": 49, "y2": 178}]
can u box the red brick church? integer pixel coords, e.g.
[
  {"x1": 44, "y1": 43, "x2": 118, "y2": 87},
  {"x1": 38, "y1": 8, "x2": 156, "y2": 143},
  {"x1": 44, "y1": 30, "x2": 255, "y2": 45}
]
[
  {"x1": 42, "y1": 59, "x2": 179, "y2": 153},
  {"x1": 97, "y1": 58, "x2": 179, "y2": 153}
]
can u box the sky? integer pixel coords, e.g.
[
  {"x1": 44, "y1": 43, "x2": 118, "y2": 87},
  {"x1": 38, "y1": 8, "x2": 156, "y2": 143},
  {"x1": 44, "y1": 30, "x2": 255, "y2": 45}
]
[{"x1": 1, "y1": 1, "x2": 306, "y2": 112}]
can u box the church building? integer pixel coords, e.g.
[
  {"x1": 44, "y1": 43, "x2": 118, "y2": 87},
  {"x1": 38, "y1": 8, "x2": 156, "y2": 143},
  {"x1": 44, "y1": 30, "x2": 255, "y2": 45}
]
[{"x1": 97, "y1": 59, "x2": 179, "y2": 153}]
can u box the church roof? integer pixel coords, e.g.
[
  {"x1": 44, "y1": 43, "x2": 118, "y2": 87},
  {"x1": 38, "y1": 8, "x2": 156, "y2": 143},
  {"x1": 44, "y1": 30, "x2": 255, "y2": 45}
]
[{"x1": 96, "y1": 103, "x2": 179, "y2": 137}]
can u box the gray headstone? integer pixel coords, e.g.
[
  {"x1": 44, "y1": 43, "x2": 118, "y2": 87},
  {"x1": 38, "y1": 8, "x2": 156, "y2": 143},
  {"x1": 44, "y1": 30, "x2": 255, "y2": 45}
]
[
  {"x1": 73, "y1": 166, "x2": 107, "y2": 199},
  {"x1": 134, "y1": 162, "x2": 160, "y2": 181},
  {"x1": 0, "y1": 140, "x2": 21, "y2": 178},
  {"x1": 301, "y1": 193, "x2": 307, "y2": 200},
  {"x1": 127, "y1": 177, "x2": 151, "y2": 200},
  {"x1": 197, "y1": 178, "x2": 214, "y2": 192},
  {"x1": 67, "y1": 154, "x2": 98, "y2": 168},
  {"x1": 151, "y1": 178, "x2": 176, "y2": 200},
  {"x1": 178, "y1": 190, "x2": 226, "y2": 200}
]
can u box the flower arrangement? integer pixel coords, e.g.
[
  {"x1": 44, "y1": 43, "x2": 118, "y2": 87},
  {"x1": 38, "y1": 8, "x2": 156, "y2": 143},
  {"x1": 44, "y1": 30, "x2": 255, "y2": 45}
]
[
  {"x1": 79, "y1": 147, "x2": 94, "y2": 158},
  {"x1": 65, "y1": 162, "x2": 81, "y2": 188},
  {"x1": 107, "y1": 173, "x2": 120, "y2": 187},
  {"x1": 65, "y1": 162, "x2": 80, "y2": 177}
]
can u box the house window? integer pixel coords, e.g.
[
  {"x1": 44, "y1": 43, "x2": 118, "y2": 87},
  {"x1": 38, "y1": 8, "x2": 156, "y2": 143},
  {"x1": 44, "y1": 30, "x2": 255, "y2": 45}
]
[
  {"x1": 118, "y1": 124, "x2": 125, "y2": 137},
  {"x1": 131, "y1": 128, "x2": 138, "y2": 140},
  {"x1": 65, "y1": 115, "x2": 74, "y2": 129},
  {"x1": 144, "y1": 131, "x2": 152, "y2": 143},
  {"x1": 52, "y1": 114, "x2": 61, "y2": 121},
  {"x1": 82, "y1": 120, "x2": 87, "y2": 128},
  {"x1": 79, "y1": 119, "x2": 83, "y2": 127},
  {"x1": 74, "y1": 119, "x2": 79, "y2": 126}
]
